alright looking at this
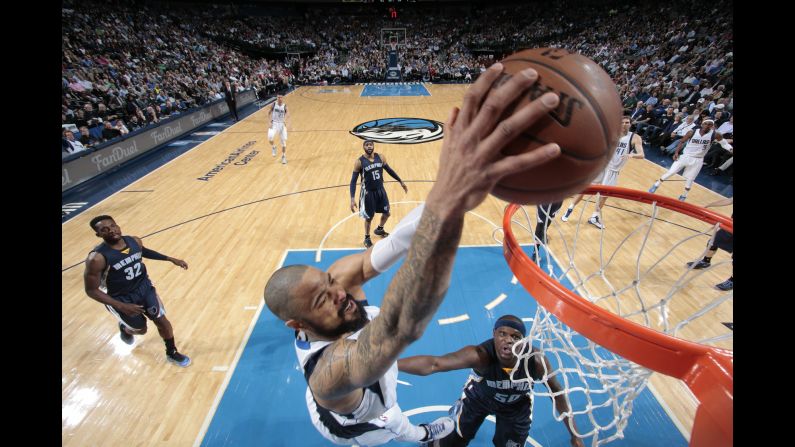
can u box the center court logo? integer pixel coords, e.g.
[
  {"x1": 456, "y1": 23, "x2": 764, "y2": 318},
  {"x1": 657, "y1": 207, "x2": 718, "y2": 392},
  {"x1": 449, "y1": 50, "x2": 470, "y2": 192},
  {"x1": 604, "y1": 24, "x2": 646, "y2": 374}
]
[{"x1": 350, "y1": 118, "x2": 443, "y2": 144}]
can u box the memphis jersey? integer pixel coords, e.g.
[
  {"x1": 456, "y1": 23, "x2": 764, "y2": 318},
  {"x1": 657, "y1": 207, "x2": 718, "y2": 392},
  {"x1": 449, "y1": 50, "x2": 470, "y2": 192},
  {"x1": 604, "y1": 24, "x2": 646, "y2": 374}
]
[
  {"x1": 606, "y1": 132, "x2": 635, "y2": 172},
  {"x1": 462, "y1": 339, "x2": 541, "y2": 408},
  {"x1": 271, "y1": 102, "x2": 287, "y2": 123},
  {"x1": 360, "y1": 154, "x2": 385, "y2": 191},
  {"x1": 682, "y1": 128, "x2": 714, "y2": 158},
  {"x1": 91, "y1": 236, "x2": 148, "y2": 296},
  {"x1": 295, "y1": 305, "x2": 399, "y2": 441}
]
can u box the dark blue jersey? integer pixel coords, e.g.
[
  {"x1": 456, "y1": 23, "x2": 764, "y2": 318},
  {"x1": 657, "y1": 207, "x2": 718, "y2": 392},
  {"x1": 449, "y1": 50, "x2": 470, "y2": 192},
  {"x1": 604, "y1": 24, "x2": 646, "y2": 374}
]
[
  {"x1": 92, "y1": 235, "x2": 148, "y2": 296},
  {"x1": 360, "y1": 154, "x2": 385, "y2": 192},
  {"x1": 464, "y1": 339, "x2": 541, "y2": 407}
]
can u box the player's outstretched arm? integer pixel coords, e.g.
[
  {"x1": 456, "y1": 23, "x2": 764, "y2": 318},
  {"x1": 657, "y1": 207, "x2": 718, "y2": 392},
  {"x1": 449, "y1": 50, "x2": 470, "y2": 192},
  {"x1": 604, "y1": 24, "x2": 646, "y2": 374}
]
[
  {"x1": 309, "y1": 62, "x2": 561, "y2": 404},
  {"x1": 133, "y1": 236, "x2": 188, "y2": 269},
  {"x1": 398, "y1": 345, "x2": 488, "y2": 376},
  {"x1": 329, "y1": 203, "x2": 426, "y2": 293}
]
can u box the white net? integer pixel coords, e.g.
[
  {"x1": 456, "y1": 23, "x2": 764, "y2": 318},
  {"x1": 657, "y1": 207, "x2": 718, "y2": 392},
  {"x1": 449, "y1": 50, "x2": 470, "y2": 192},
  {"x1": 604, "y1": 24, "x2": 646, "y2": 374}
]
[
  {"x1": 509, "y1": 311, "x2": 652, "y2": 445},
  {"x1": 500, "y1": 190, "x2": 733, "y2": 446}
]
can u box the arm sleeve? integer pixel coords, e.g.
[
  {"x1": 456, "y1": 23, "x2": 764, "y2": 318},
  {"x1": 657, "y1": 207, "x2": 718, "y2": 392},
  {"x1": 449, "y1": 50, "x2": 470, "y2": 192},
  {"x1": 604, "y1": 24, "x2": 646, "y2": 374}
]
[
  {"x1": 142, "y1": 247, "x2": 169, "y2": 261},
  {"x1": 350, "y1": 171, "x2": 359, "y2": 198},
  {"x1": 383, "y1": 164, "x2": 403, "y2": 183},
  {"x1": 370, "y1": 204, "x2": 425, "y2": 273}
]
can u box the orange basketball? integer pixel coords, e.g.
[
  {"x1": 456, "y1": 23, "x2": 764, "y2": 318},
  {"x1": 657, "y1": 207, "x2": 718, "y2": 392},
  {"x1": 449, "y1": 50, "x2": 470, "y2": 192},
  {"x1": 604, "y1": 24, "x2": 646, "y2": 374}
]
[{"x1": 490, "y1": 48, "x2": 623, "y2": 205}]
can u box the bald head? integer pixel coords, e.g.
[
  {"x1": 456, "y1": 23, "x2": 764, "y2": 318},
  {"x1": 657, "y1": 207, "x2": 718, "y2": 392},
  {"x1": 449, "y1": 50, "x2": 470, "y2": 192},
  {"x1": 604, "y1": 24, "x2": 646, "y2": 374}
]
[{"x1": 264, "y1": 264, "x2": 310, "y2": 321}]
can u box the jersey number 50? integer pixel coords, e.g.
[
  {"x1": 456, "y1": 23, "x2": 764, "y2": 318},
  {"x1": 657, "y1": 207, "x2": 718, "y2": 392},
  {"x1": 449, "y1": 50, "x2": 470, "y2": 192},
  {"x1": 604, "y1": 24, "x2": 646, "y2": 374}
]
[{"x1": 494, "y1": 393, "x2": 521, "y2": 403}]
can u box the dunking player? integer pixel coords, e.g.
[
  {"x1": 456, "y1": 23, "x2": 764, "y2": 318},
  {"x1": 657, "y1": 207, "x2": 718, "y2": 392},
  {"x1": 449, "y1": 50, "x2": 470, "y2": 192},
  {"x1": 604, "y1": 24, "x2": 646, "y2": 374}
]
[
  {"x1": 350, "y1": 139, "x2": 408, "y2": 248},
  {"x1": 560, "y1": 116, "x2": 645, "y2": 229},
  {"x1": 399, "y1": 315, "x2": 583, "y2": 447},
  {"x1": 263, "y1": 62, "x2": 564, "y2": 445},
  {"x1": 648, "y1": 118, "x2": 732, "y2": 201},
  {"x1": 83, "y1": 215, "x2": 191, "y2": 367},
  {"x1": 269, "y1": 95, "x2": 289, "y2": 164}
]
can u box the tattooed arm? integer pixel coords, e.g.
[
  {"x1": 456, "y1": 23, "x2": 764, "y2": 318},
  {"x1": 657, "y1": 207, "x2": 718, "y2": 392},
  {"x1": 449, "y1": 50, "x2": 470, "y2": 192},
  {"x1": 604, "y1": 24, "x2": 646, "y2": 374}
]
[{"x1": 309, "y1": 62, "x2": 562, "y2": 414}]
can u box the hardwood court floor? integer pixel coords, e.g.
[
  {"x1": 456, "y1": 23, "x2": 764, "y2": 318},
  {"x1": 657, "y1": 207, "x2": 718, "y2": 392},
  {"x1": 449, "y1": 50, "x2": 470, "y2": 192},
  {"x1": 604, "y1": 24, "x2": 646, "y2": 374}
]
[{"x1": 61, "y1": 84, "x2": 732, "y2": 446}]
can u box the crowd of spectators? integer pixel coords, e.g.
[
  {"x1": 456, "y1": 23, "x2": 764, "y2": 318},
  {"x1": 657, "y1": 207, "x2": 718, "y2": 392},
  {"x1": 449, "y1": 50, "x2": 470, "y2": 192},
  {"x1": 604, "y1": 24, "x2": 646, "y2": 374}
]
[{"x1": 63, "y1": 0, "x2": 733, "y2": 177}]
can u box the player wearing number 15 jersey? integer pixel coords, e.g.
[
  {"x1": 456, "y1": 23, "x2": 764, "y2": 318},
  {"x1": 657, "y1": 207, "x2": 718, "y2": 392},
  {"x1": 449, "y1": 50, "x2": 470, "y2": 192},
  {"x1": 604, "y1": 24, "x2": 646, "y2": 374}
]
[
  {"x1": 83, "y1": 215, "x2": 192, "y2": 367},
  {"x1": 349, "y1": 140, "x2": 408, "y2": 248}
]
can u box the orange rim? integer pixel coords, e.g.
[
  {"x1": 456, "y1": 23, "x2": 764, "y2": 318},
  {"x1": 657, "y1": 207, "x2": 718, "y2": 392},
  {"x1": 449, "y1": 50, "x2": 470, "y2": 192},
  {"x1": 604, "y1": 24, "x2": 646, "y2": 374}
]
[{"x1": 502, "y1": 186, "x2": 732, "y2": 446}]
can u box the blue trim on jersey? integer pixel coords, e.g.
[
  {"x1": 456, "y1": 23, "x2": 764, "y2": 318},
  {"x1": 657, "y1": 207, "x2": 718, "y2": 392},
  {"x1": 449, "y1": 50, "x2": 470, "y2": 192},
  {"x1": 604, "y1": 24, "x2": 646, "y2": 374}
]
[{"x1": 296, "y1": 337, "x2": 311, "y2": 350}]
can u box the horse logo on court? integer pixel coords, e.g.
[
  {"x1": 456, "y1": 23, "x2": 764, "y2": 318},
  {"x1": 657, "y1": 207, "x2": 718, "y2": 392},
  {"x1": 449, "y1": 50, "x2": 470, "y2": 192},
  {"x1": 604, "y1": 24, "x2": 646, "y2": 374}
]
[{"x1": 350, "y1": 118, "x2": 444, "y2": 144}]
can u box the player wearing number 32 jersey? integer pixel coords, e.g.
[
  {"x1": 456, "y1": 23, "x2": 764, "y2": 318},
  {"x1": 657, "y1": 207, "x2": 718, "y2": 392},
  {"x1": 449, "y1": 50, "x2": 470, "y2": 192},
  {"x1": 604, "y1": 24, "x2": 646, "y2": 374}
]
[{"x1": 83, "y1": 215, "x2": 192, "y2": 367}]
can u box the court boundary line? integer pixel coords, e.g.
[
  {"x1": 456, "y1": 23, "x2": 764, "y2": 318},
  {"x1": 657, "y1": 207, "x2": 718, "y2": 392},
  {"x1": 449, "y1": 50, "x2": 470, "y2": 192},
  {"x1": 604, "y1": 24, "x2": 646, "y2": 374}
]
[{"x1": 191, "y1": 248, "x2": 290, "y2": 447}]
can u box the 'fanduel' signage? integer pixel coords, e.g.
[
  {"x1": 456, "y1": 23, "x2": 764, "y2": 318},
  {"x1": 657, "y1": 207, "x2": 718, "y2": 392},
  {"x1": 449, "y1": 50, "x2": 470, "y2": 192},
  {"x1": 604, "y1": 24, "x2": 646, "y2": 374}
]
[
  {"x1": 91, "y1": 140, "x2": 140, "y2": 171},
  {"x1": 61, "y1": 90, "x2": 257, "y2": 192}
]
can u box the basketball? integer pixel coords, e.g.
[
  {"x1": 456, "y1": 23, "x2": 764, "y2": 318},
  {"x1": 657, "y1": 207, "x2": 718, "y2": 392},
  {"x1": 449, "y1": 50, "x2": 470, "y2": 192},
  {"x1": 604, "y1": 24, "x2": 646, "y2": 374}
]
[{"x1": 490, "y1": 47, "x2": 624, "y2": 205}]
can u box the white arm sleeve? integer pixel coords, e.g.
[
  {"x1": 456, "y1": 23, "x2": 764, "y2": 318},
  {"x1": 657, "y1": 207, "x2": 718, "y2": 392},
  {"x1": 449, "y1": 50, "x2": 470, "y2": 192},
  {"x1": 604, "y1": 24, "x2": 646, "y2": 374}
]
[{"x1": 370, "y1": 203, "x2": 425, "y2": 273}]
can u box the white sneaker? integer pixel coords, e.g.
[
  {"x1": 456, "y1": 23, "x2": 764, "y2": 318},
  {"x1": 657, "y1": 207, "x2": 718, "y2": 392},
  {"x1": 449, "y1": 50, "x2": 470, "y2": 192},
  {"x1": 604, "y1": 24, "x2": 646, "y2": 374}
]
[
  {"x1": 281, "y1": 155, "x2": 287, "y2": 164},
  {"x1": 560, "y1": 207, "x2": 574, "y2": 222},
  {"x1": 588, "y1": 216, "x2": 605, "y2": 229},
  {"x1": 420, "y1": 416, "x2": 455, "y2": 445},
  {"x1": 272, "y1": 147, "x2": 276, "y2": 156}
]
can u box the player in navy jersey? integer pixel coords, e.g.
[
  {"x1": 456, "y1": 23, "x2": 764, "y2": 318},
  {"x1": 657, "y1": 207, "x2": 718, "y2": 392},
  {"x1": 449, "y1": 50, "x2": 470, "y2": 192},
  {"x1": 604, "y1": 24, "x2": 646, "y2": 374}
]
[
  {"x1": 350, "y1": 139, "x2": 408, "y2": 248},
  {"x1": 263, "y1": 63, "x2": 564, "y2": 445},
  {"x1": 534, "y1": 201, "x2": 563, "y2": 252},
  {"x1": 83, "y1": 215, "x2": 191, "y2": 367},
  {"x1": 686, "y1": 197, "x2": 734, "y2": 291},
  {"x1": 399, "y1": 315, "x2": 583, "y2": 447}
]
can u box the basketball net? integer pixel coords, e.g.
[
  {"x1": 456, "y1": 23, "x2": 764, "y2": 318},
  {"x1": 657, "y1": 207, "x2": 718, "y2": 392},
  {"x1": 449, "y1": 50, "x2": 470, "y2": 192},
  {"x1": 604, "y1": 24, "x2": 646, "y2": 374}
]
[{"x1": 500, "y1": 186, "x2": 733, "y2": 446}]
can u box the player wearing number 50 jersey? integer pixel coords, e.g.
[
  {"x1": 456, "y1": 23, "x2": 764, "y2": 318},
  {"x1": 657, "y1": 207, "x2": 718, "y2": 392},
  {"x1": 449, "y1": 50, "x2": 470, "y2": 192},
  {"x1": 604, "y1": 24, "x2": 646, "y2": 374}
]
[
  {"x1": 399, "y1": 315, "x2": 584, "y2": 447},
  {"x1": 349, "y1": 139, "x2": 408, "y2": 248},
  {"x1": 83, "y1": 215, "x2": 192, "y2": 367}
]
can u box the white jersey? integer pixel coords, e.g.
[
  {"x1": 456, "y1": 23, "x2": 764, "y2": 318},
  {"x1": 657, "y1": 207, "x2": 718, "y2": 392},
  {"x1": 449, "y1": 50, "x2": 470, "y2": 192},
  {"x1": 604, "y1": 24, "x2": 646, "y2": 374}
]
[
  {"x1": 296, "y1": 305, "x2": 403, "y2": 445},
  {"x1": 271, "y1": 102, "x2": 287, "y2": 124},
  {"x1": 606, "y1": 132, "x2": 635, "y2": 172},
  {"x1": 682, "y1": 128, "x2": 714, "y2": 158}
]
